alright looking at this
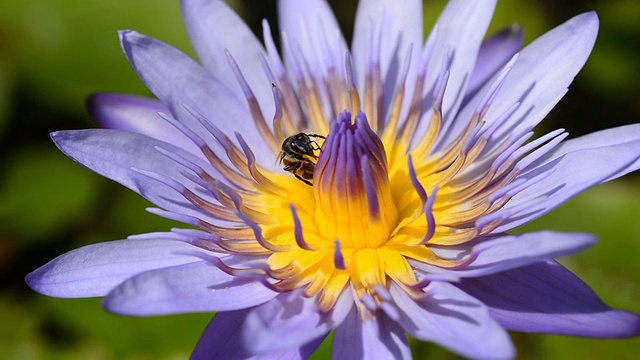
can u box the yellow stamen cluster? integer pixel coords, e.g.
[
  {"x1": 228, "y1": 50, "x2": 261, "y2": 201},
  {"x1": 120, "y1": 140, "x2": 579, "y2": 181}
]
[{"x1": 192, "y1": 47, "x2": 524, "y2": 314}]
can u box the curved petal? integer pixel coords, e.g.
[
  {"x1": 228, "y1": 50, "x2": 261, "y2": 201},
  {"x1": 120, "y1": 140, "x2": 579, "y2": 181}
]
[
  {"x1": 25, "y1": 238, "x2": 208, "y2": 298},
  {"x1": 457, "y1": 260, "x2": 640, "y2": 338},
  {"x1": 414, "y1": 231, "x2": 597, "y2": 278},
  {"x1": 391, "y1": 281, "x2": 514, "y2": 359},
  {"x1": 528, "y1": 124, "x2": 640, "y2": 182},
  {"x1": 352, "y1": 0, "x2": 423, "y2": 111},
  {"x1": 102, "y1": 260, "x2": 277, "y2": 316},
  {"x1": 191, "y1": 309, "x2": 326, "y2": 360},
  {"x1": 180, "y1": 0, "x2": 274, "y2": 122},
  {"x1": 241, "y1": 289, "x2": 354, "y2": 355},
  {"x1": 464, "y1": 25, "x2": 523, "y2": 101},
  {"x1": 191, "y1": 310, "x2": 251, "y2": 360},
  {"x1": 413, "y1": 0, "x2": 496, "y2": 147},
  {"x1": 87, "y1": 93, "x2": 202, "y2": 158},
  {"x1": 447, "y1": 12, "x2": 598, "y2": 148},
  {"x1": 278, "y1": 0, "x2": 348, "y2": 114},
  {"x1": 491, "y1": 139, "x2": 640, "y2": 232},
  {"x1": 333, "y1": 309, "x2": 410, "y2": 360},
  {"x1": 51, "y1": 129, "x2": 225, "y2": 223},
  {"x1": 119, "y1": 30, "x2": 275, "y2": 167}
]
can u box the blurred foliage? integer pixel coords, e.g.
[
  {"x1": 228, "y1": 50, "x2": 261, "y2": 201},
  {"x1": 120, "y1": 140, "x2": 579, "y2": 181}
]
[
  {"x1": 1, "y1": 0, "x2": 639, "y2": 359},
  {"x1": 0, "y1": 147, "x2": 98, "y2": 241}
]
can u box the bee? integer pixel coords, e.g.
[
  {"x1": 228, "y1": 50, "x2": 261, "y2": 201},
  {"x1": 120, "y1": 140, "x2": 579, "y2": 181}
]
[{"x1": 278, "y1": 133, "x2": 325, "y2": 186}]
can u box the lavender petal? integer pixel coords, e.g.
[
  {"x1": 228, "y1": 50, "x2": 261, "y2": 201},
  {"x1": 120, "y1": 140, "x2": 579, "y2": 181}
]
[
  {"x1": 457, "y1": 260, "x2": 640, "y2": 338},
  {"x1": 391, "y1": 281, "x2": 514, "y2": 359},
  {"x1": 26, "y1": 238, "x2": 209, "y2": 298},
  {"x1": 491, "y1": 139, "x2": 640, "y2": 232},
  {"x1": 414, "y1": 0, "x2": 497, "y2": 147},
  {"x1": 414, "y1": 231, "x2": 596, "y2": 278},
  {"x1": 352, "y1": 0, "x2": 423, "y2": 112},
  {"x1": 449, "y1": 12, "x2": 598, "y2": 148},
  {"x1": 241, "y1": 289, "x2": 354, "y2": 355},
  {"x1": 192, "y1": 309, "x2": 326, "y2": 360},
  {"x1": 464, "y1": 25, "x2": 523, "y2": 102},
  {"x1": 119, "y1": 30, "x2": 275, "y2": 167},
  {"x1": 87, "y1": 93, "x2": 202, "y2": 158},
  {"x1": 333, "y1": 309, "x2": 411, "y2": 360},
  {"x1": 102, "y1": 260, "x2": 277, "y2": 316},
  {"x1": 527, "y1": 124, "x2": 640, "y2": 182},
  {"x1": 51, "y1": 129, "x2": 226, "y2": 223},
  {"x1": 180, "y1": 0, "x2": 274, "y2": 122},
  {"x1": 278, "y1": 0, "x2": 347, "y2": 87}
]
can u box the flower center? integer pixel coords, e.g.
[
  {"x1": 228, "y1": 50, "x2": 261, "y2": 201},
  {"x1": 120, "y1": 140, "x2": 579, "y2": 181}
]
[
  {"x1": 313, "y1": 112, "x2": 398, "y2": 250},
  {"x1": 178, "y1": 32, "x2": 564, "y2": 314}
]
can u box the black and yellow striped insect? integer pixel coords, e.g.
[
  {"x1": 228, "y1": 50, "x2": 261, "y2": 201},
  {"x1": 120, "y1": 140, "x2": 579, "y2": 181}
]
[{"x1": 278, "y1": 133, "x2": 325, "y2": 186}]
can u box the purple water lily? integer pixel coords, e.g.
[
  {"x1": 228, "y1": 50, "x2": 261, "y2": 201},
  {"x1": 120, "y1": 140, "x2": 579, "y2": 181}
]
[{"x1": 26, "y1": 0, "x2": 640, "y2": 358}]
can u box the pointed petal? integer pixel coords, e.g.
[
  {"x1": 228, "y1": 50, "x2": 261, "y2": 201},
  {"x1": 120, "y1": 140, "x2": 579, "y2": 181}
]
[
  {"x1": 412, "y1": 0, "x2": 496, "y2": 146},
  {"x1": 191, "y1": 310, "x2": 252, "y2": 360},
  {"x1": 465, "y1": 25, "x2": 523, "y2": 100},
  {"x1": 102, "y1": 260, "x2": 277, "y2": 316},
  {"x1": 241, "y1": 289, "x2": 354, "y2": 355},
  {"x1": 192, "y1": 309, "x2": 326, "y2": 360},
  {"x1": 352, "y1": 0, "x2": 423, "y2": 109},
  {"x1": 119, "y1": 30, "x2": 274, "y2": 166},
  {"x1": 180, "y1": 0, "x2": 274, "y2": 121},
  {"x1": 87, "y1": 93, "x2": 202, "y2": 158},
  {"x1": 25, "y1": 238, "x2": 208, "y2": 298},
  {"x1": 51, "y1": 129, "x2": 224, "y2": 222},
  {"x1": 449, "y1": 12, "x2": 598, "y2": 147},
  {"x1": 529, "y1": 124, "x2": 640, "y2": 182},
  {"x1": 278, "y1": 0, "x2": 348, "y2": 84},
  {"x1": 458, "y1": 261, "x2": 640, "y2": 338},
  {"x1": 462, "y1": 231, "x2": 596, "y2": 277},
  {"x1": 415, "y1": 231, "x2": 597, "y2": 278},
  {"x1": 492, "y1": 139, "x2": 640, "y2": 232},
  {"x1": 333, "y1": 309, "x2": 411, "y2": 360},
  {"x1": 391, "y1": 281, "x2": 514, "y2": 359}
]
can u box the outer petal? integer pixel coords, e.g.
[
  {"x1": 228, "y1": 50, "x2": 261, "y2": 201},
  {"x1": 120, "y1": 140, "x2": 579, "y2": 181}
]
[
  {"x1": 333, "y1": 309, "x2": 411, "y2": 360},
  {"x1": 457, "y1": 261, "x2": 640, "y2": 338},
  {"x1": 191, "y1": 309, "x2": 326, "y2": 360},
  {"x1": 180, "y1": 0, "x2": 274, "y2": 122},
  {"x1": 241, "y1": 289, "x2": 354, "y2": 355},
  {"x1": 528, "y1": 124, "x2": 640, "y2": 182},
  {"x1": 102, "y1": 260, "x2": 277, "y2": 316},
  {"x1": 277, "y1": 0, "x2": 348, "y2": 119},
  {"x1": 25, "y1": 238, "x2": 208, "y2": 298},
  {"x1": 87, "y1": 93, "x2": 202, "y2": 158},
  {"x1": 278, "y1": 0, "x2": 348, "y2": 68},
  {"x1": 413, "y1": 231, "x2": 597, "y2": 278},
  {"x1": 491, "y1": 139, "x2": 640, "y2": 232},
  {"x1": 352, "y1": 0, "x2": 423, "y2": 111},
  {"x1": 426, "y1": 0, "x2": 496, "y2": 115},
  {"x1": 446, "y1": 12, "x2": 598, "y2": 148},
  {"x1": 464, "y1": 25, "x2": 523, "y2": 101},
  {"x1": 119, "y1": 30, "x2": 275, "y2": 167},
  {"x1": 413, "y1": 0, "x2": 496, "y2": 146},
  {"x1": 391, "y1": 281, "x2": 514, "y2": 359},
  {"x1": 51, "y1": 129, "x2": 224, "y2": 223}
]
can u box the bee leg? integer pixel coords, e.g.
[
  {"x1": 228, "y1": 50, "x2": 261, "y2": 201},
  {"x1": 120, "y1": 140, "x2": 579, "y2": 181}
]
[
  {"x1": 294, "y1": 174, "x2": 313, "y2": 186},
  {"x1": 283, "y1": 163, "x2": 297, "y2": 171}
]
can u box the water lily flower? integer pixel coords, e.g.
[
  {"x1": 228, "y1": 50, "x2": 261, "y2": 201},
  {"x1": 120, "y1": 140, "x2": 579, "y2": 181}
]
[{"x1": 26, "y1": 0, "x2": 640, "y2": 358}]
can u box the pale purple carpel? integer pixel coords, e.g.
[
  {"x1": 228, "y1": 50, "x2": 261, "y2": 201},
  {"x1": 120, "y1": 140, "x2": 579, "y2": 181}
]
[{"x1": 26, "y1": 0, "x2": 640, "y2": 359}]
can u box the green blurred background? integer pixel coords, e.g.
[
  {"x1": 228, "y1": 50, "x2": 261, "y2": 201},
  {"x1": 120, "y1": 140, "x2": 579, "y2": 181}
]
[{"x1": 1, "y1": 0, "x2": 639, "y2": 358}]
